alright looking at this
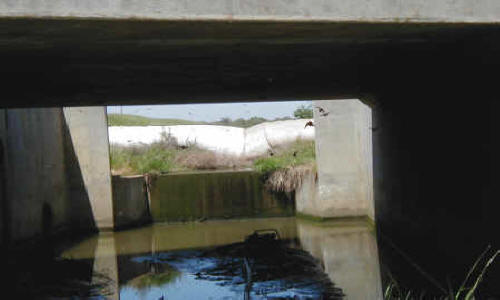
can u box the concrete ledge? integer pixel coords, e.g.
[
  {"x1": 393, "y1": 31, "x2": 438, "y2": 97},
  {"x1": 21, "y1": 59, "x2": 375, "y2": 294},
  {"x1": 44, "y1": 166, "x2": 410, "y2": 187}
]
[{"x1": 296, "y1": 212, "x2": 375, "y2": 231}]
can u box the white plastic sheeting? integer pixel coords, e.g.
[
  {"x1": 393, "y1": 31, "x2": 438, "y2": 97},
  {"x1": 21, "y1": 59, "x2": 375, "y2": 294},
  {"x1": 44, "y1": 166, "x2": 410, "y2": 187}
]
[{"x1": 108, "y1": 119, "x2": 314, "y2": 156}]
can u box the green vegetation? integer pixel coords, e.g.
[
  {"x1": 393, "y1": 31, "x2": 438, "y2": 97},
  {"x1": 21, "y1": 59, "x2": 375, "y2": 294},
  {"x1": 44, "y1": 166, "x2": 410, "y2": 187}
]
[
  {"x1": 110, "y1": 144, "x2": 177, "y2": 175},
  {"x1": 126, "y1": 265, "x2": 180, "y2": 289},
  {"x1": 252, "y1": 139, "x2": 316, "y2": 193},
  {"x1": 253, "y1": 139, "x2": 315, "y2": 174},
  {"x1": 110, "y1": 132, "x2": 251, "y2": 175},
  {"x1": 293, "y1": 104, "x2": 313, "y2": 119},
  {"x1": 108, "y1": 114, "x2": 203, "y2": 126},
  {"x1": 109, "y1": 113, "x2": 317, "y2": 180},
  {"x1": 384, "y1": 245, "x2": 500, "y2": 300},
  {"x1": 108, "y1": 114, "x2": 294, "y2": 128},
  {"x1": 110, "y1": 134, "x2": 315, "y2": 177}
]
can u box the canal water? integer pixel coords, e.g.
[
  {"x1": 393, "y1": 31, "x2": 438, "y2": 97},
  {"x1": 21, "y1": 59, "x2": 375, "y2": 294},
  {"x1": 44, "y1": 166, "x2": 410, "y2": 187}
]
[
  {"x1": 8, "y1": 216, "x2": 499, "y2": 299},
  {"x1": 13, "y1": 217, "x2": 379, "y2": 299}
]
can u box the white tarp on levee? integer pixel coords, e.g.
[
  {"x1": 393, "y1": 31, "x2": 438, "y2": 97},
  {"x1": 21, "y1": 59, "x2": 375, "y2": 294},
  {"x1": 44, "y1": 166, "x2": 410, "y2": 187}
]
[{"x1": 108, "y1": 119, "x2": 314, "y2": 156}]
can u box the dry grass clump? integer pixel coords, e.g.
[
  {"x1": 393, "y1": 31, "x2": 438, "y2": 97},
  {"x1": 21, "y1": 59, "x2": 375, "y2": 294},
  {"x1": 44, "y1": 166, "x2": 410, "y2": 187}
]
[
  {"x1": 110, "y1": 133, "x2": 315, "y2": 177},
  {"x1": 110, "y1": 129, "x2": 253, "y2": 175},
  {"x1": 265, "y1": 163, "x2": 315, "y2": 193},
  {"x1": 174, "y1": 149, "x2": 251, "y2": 170},
  {"x1": 252, "y1": 139, "x2": 316, "y2": 193}
]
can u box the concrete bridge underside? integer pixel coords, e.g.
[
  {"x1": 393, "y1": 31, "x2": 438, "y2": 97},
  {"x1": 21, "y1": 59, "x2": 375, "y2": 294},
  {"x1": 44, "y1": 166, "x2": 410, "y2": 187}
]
[{"x1": 1, "y1": 2, "x2": 500, "y2": 292}]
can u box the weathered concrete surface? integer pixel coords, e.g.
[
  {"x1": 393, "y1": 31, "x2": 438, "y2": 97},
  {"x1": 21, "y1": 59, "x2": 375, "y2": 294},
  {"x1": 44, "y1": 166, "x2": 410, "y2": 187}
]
[
  {"x1": 112, "y1": 175, "x2": 150, "y2": 229},
  {"x1": 2, "y1": 0, "x2": 500, "y2": 23},
  {"x1": 150, "y1": 170, "x2": 294, "y2": 222},
  {"x1": 0, "y1": 108, "x2": 96, "y2": 244},
  {"x1": 6, "y1": 108, "x2": 71, "y2": 241},
  {"x1": 295, "y1": 168, "x2": 319, "y2": 218},
  {"x1": 64, "y1": 107, "x2": 114, "y2": 231},
  {"x1": 297, "y1": 100, "x2": 373, "y2": 219},
  {"x1": 0, "y1": 106, "x2": 114, "y2": 247}
]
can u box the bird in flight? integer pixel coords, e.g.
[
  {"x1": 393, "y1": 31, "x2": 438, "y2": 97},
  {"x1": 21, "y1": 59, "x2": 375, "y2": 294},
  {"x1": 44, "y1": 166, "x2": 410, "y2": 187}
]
[
  {"x1": 304, "y1": 121, "x2": 314, "y2": 128},
  {"x1": 315, "y1": 106, "x2": 330, "y2": 117}
]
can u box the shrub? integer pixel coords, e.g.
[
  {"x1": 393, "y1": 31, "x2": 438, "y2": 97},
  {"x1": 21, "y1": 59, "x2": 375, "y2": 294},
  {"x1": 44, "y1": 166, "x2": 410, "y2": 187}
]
[{"x1": 253, "y1": 139, "x2": 315, "y2": 174}]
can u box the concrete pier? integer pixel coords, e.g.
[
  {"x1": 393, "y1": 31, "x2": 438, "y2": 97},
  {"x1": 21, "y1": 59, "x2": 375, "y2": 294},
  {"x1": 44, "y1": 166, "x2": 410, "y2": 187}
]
[
  {"x1": 63, "y1": 107, "x2": 114, "y2": 231},
  {"x1": 296, "y1": 100, "x2": 373, "y2": 220}
]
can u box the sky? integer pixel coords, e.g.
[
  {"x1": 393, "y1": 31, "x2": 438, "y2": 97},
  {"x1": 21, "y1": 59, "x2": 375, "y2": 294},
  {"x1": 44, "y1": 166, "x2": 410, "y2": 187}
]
[{"x1": 107, "y1": 101, "x2": 312, "y2": 122}]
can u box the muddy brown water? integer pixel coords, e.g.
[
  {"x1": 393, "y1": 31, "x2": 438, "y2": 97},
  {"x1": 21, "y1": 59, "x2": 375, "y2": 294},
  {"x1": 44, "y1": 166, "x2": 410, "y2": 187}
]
[
  {"x1": 21, "y1": 217, "x2": 380, "y2": 299},
  {"x1": 8, "y1": 216, "x2": 498, "y2": 299}
]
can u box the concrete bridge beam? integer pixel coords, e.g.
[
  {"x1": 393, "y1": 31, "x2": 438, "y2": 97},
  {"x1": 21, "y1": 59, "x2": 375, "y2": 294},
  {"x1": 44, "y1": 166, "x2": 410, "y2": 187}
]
[{"x1": 2, "y1": 0, "x2": 500, "y2": 23}]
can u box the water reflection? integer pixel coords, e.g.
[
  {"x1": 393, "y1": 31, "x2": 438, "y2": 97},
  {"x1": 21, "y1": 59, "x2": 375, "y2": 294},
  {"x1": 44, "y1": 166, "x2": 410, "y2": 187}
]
[
  {"x1": 92, "y1": 232, "x2": 119, "y2": 300},
  {"x1": 60, "y1": 217, "x2": 382, "y2": 299},
  {"x1": 297, "y1": 220, "x2": 383, "y2": 300}
]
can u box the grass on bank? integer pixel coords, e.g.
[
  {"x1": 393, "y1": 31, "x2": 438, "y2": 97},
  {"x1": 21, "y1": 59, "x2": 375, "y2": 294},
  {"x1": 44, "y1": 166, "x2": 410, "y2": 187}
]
[
  {"x1": 108, "y1": 114, "x2": 204, "y2": 126},
  {"x1": 107, "y1": 114, "x2": 294, "y2": 128},
  {"x1": 109, "y1": 136, "x2": 315, "y2": 178},
  {"x1": 252, "y1": 139, "x2": 316, "y2": 193},
  {"x1": 110, "y1": 144, "x2": 253, "y2": 176},
  {"x1": 384, "y1": 245, "x2": 500, "y2": 300},
  {"x1": 110, "y1": 131, "x2": 254, "y2": 175},
  {"x1": 253, "y1": 139, "x2": 315, "y2": 174}
]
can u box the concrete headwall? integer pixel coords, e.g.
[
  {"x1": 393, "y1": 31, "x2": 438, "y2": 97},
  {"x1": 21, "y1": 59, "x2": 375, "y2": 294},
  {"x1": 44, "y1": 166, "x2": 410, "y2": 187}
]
[
  {"x1": 108, "y1": 119, "x2": 314, "y2": 156},
  {"x1": 149, "y1": 170, "x2": 294, "y2": 222},
  {"x1": 112, "y1": 175, "x2": 150, "y2": 229},
  {"x1": 297, "y1": 100, "x2": 373, "y2": 219}
]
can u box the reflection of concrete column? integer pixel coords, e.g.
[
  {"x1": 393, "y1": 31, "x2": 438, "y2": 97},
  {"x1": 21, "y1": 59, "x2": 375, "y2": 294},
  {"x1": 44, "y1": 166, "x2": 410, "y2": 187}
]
[
  {"x1": 63, "y1": 107, "x2": 114, "y2": 230},
  {"x1": 92, "y1": 232, "x2": 119, "y2": 300},
  {"x1": 297, "y1": 220, "x2": 382, "y2": 299}
]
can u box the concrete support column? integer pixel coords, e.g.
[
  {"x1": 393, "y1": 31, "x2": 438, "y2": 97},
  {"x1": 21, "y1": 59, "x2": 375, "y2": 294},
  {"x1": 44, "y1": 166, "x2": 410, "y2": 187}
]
[
  {"x1": 63, "y1": 107, "x2": 114, "y2": 231},
  {"x1": 299, "y1": 99, "x2": 373, "y2": 219}
]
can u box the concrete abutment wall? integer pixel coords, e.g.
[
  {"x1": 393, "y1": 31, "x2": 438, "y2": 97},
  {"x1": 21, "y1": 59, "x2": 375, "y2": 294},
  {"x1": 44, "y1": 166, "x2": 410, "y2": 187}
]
[{"x1": 0, "y1": 107, "x2": 113, "y2": 247}]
